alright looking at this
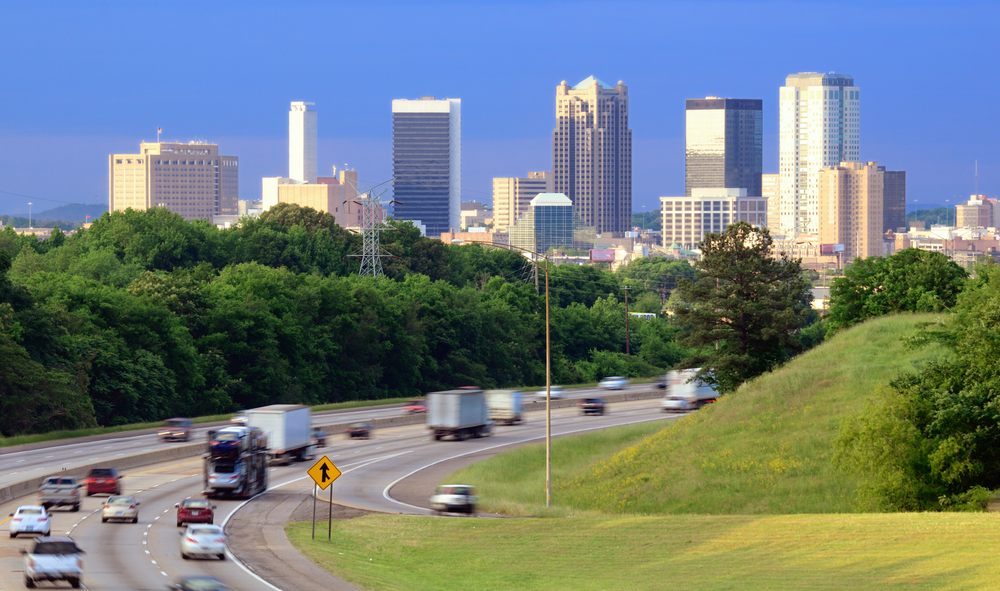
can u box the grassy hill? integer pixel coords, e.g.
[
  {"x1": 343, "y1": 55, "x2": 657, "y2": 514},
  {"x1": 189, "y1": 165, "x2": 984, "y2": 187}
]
[{"x1": 450, "y1": 313, "x2": 947, "y2": 515}]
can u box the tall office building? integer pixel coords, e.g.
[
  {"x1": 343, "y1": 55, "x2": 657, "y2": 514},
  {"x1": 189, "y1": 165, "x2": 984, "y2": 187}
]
[
  {"x1": 882, "y1": 169, "x2": 906, "y2": 233},
  {"x1": 289, "y1": 101, "x2": 317, "y2": 183},
  {"x1": 818, "y1": 162, "x2": 883, "y2": 261},
  {"x1": 509, "y1": 193, "x2": 575, "y2": 254},
  {"x1": 685, "y1": 98, "x2": 762, "y2": 196},
  {"x1": 492, "y1": 171, "x2": 552, "y2": 233},
  {"x1": 779, "y1": 72, "x2": 860, "y2": 236},
  {"x1": 660, "y1": 188, "x2": 766, "y2": 250},
  {"x1": 552, "y1": 76, "x2": 631, "y2": 234},
  {"x1": 109, "y1": 141, "x2": 238, "y2": 221},
  {"x1": 392, "y1": 97, "x2": 461, "y2": 237},
  {"x1": 762, "y1": 173, "x2": 780, "y2": 231}
]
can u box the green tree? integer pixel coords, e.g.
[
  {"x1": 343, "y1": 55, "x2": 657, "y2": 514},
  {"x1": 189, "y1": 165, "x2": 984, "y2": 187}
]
[
  {"x1": 673, "y1": 222, "x2": 812, "y2": 393},
  {"x1": 827, "y1": 248, "x2": 967, "y2": 330}
]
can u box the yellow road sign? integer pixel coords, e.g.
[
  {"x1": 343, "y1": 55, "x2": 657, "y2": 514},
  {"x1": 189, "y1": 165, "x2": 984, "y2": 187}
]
[{"x1": 308, "y1": 455, "x2": 341, "y2": 490}]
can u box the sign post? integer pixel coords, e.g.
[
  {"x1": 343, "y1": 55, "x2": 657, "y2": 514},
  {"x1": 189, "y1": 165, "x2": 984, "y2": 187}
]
[{"x1": 307, "y1": 455, "x2": 342, "y2": 542}]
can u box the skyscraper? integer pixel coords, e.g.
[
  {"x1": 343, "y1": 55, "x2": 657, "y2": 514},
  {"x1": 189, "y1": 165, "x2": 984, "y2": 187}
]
[
  {"x1": 289, "y1": 101, "x2": 317, "y2": 183},
  {"x1": 818, "y1": 161, "x2": 883, "y2": 261},
  {"x1": 685, "y1": 97, "x2": 762, "y2": 196},
  {"x1": 552, "y1": 76, "x2": 631, "y2": 234},
  {"x1": 392, "y1": 97, "x2": 461, "y2": 237},
  {"x1": 779, "y1": 72, "x2": 860, "y2": 236},
  {"x1": 882, "y1": 169, "x2": 906, "y2": 233},
  {"x1": 761, "y1": 173, "x2": 780, "y2": 231},
  {"x1": 109, "y1": 141, "x2": 238, "y2": 221},
  {"x1": 492, "y1": 171, "x2": 552, "y2": 233}
]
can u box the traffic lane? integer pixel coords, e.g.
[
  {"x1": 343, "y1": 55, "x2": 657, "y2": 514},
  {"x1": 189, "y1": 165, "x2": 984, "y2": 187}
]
[{"x1": 329, "y1": 398, "x2": 669, "y2": 515}]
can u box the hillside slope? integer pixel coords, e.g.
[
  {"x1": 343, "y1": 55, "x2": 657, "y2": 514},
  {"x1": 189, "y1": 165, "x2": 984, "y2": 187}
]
[{"x1": 452, "y1": 313, "x2": 946, "y2": 515}]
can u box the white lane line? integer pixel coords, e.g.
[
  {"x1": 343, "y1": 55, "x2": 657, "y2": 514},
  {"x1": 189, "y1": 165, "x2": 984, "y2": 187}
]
[
  {"x1": 381, "y1": 413, "x2": 677, "y2": 513},
  {"x1": 44, "y1": 455, "x2": 54, "y2": 459},
  {"x1": 15, "y1": 459, "x2": 25, "y2": 463},
  {"x1": 151, "y1": 559, "x2": 158, "y2": 565},
  {"x1": 161, "y1": 571, "x2": 168, "y2": 577}
]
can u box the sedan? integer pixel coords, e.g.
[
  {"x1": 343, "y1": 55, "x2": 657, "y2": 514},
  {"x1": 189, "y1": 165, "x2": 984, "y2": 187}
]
[
  {"x1": 599, "y1": 376, "x2": 629, "y2": 390},
  {"x1": 404, "y1": 400, "x2": 427, "y2": 414},
  {"x1": 579, "y1": 398, "x2": 607, "y2": 416},
  {"x1": 180, "y1": 524, "x2": 227, "y2": 560},
  {"x1": 347, "y1": 421, "x2": 372, "y2": 439},
  {"x1": 176, "y1": 498, "x2": 216, "y2": 527},
  {"x1": 84, "y1": 467, "x2": 122, "y2": 496},
  {"x1": 8, "y1": 505, "x2": 50, "y2": 538},
  {"x1": 102, "y1": 495, "x2": 140, "y2": 523},
  {"x1": 429, "y1": 484, "x2": 477, "y2": 514},
  {"x1": 168, "y1": 575, "x2": 232, "y2": 591},
  {"x1": 535, "y1": 385, "x2": 564, "y2": 400}
]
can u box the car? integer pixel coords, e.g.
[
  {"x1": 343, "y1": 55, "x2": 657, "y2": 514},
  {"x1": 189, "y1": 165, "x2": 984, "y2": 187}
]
[
  {"x1": 578, "y1": 398, "x2": 607, "y2": 416},
  {"x1": 312, "y1": 427, "x2": 327, "y2": 447},
  {"x1": 535, "y1": 385, "x2": 564, "y2": 400},
  {"x1": 101, "y1": 495, "x2": 140, "y2": 524},
  {"x1": 159, "y1": 418, "x2": 193, "y2": 442},
  {"x1": 9, "y1": 506, "x2": 50, "y2": 538},
  {"x1": 168, "y1": 575, "x2": 232, "y2": 591},
  {"x1": 21, "y1": 536, "x2": 84, "y2": 589},
  {"x1": 84, "y1": 467, "x2": 122, "y2": 496},
  {"x1": 429, "y1": 484, "x2": 477, "y2": 514},
  {"x1": 404, "y1": 400, "x2": 427, "y2": 414},
  {"x1": 38, "y1": 476, "x2": 81, "y2": 512},
  {"x1": 179, "y1": 524, "x2": 227, "y2": 561},
  {"x1": 175, "y1": 498, "x2": 216, "y2": 527},
  {"x1": 598, "y1": 376, "x2": 629, "y2": 390},
  {"x1": 347, "y1": 421, "x2": 372, "y2": 439},
  {"x1": 229, "y1": 412, "x2": 248, "y2": 426}
]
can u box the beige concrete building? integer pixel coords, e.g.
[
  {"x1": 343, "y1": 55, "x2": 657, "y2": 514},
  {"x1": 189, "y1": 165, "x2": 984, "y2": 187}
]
[
  {"x1": 553, "y1": 77, "x2": 631, "y2": 234},
  {"x1": 659, "y1": 188, "x2": 767, "y2": 250},
  {"x1": 492, "y1": 171, "x2": 551, "y2": 232},
  {"x1": 262, "y1": 167, "x2": 362, "y2": 229},
  {"x1": 109, "y1": 141, "x2": 238, "y2": 221},
  {"x1": 818, "y1": 161, "x2": 884, "y2": 262},
  {"x1": 762, "y1": 173, "x2": 780, "y2": 232},
  {"x1": 956, "y1": 195, "x2": 994, "y2": 229}
]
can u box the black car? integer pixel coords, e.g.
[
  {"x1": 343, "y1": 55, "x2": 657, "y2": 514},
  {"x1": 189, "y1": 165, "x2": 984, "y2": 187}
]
[
  {"x1": 579, "y1": 398, "x2": 607, "y2": 416},
  {"x1": 168, "y1": 575, "x2": 231, "y2": 591},
  {"x1": 347, "y1": 421, "x2": 372, "y2": 439}
]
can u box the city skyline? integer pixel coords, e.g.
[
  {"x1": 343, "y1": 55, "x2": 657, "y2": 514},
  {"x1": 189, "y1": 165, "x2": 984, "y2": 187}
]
[{"x1": 1, "y1": 1, "x2": 997, "y2": 215}]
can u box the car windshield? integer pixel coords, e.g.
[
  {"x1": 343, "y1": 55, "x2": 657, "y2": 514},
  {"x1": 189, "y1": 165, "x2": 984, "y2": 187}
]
[
  {"x1": 180, "y1": 578, "x2": 229, "y2": 591},
  {"x1": 190, "y1": 526, "x2": 222, "y2": 536},
  {"x1": 33, "y1": 542, "x2": 80, "y2": 555},
  {"x1": 585, "y1": 398, "x2": 602, "y2": 403},
  {"x1": 44, "y1": 478, "x2": 76, "y2": 486},
  {"x1": 212, "y1": 462, "x2": 237, "y2": 474},
  {"x1": 18, "y1": 508, "x2": 43, "y2": 515},
  {"x1": 89, "y1": 468, "x2": 114, "y2": 476},
  {"x1": 184, "y1": 499, "x2": 211, "y2": 509},
  {"x1": 166, "y1": 419, "x2": 189, "y2": 427},
  {"x1": 214, "y1": 432, "x2": 240, "y2": 441},
  {"x1": 108, "y1": 497, "x2": 134, "y2": 505},
  {"x1": 438, "y1": 486, "x2": 471, "y2": 495}
]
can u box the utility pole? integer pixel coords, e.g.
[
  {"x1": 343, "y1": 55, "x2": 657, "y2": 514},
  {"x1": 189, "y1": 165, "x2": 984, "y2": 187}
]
[
  {"x1": 544, "y1": 259, "x2": 551, "y2": 508},
  {"x1": 623, "y1": 285, "x2": 631, "y2": 355},
  {"x1": 27, "y1": 202, "x2": 32, "y2": 229}
]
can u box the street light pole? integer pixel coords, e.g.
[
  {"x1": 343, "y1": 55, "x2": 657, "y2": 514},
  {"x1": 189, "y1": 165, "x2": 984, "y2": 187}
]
[{"x1": 28, "y1": 202, "x2": 32, "y2": 229}]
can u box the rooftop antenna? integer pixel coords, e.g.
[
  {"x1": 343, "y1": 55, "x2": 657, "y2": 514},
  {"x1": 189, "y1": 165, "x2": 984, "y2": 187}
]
[
  {"x1": 157, "y1": 127, "x2": 163, "y2": 143},
  {"x1": 975, "y1": 159, "x2": 980, "y2": 196}
]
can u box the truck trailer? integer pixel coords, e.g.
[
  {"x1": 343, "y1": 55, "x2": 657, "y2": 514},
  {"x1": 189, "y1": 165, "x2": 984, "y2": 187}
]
[
  {"x1": 246, "y1": 404, "x2": 314, "y2": 465},
  {"x1": 427, "y1": 389, "x2": 493, "y2": 441},
  {"x1": 485, "y1": 389, "x2": 524, "y2": 425},
  {"x1": 203, "y1": 425, "x2": 269, "y2": 499}
]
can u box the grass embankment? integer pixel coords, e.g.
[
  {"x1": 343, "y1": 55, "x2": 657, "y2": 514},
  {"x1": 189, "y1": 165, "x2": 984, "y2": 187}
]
[
  {"x1": 288, "y1": 314, "x2": 979, "y2": 590},
  {"x1": 0, "y1": 397, "x2": 416, "y2": 448},
  {"x1": 287, "y1": 513, "x2": 1000, "y2": 591},
  {"x1": 452, "y1": 313, "x2": 946, "y2": 515}
]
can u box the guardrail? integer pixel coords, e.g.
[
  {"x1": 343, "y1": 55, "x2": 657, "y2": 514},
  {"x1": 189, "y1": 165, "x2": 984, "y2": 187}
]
[{"x1": 0, "y1": 387, "x2": 663, "y2": 505}]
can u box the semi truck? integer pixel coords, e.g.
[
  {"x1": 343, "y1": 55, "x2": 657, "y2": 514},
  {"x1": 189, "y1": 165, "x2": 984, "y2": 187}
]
[
  {"x1": 485, "y1": 389, "x2": 524, "y2": 425},
  {"x1": 661, "y1": 368, "x2": 719, "y2": 413},
  {"x1": 202, "y1": 425, "x2": 269, "y2": 499},
  {"x1": 246, "y1": 404, "x2": 314, "y2": 465},
  {"x1": 428, "y1": 389, "x2": 493, "y2": 441}
]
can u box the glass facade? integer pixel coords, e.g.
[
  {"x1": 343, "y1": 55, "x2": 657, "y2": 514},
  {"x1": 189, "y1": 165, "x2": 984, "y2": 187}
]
[
  {"x1": 393, "y1": 111, "x2": 453, "y2": 237},
  {"x1": 685, "y1": 98, "x2": 762, "y2": 196}
]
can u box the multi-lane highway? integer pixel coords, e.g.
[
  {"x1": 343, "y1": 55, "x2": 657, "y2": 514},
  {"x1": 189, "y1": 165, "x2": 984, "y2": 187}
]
[{"x1": 0, "y1": 387, "x2": 674, "y2": 590}]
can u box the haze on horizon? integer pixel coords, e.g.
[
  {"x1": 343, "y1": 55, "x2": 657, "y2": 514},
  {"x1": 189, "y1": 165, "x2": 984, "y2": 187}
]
[{"x1": 0, "y1": 0, "x2": 997, "y2": 215}]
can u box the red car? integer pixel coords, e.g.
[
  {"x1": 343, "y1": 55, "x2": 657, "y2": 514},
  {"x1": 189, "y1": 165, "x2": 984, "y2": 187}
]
[
  {"x1": 175, "y1": 498, "x2": 216, "y2": 527},
  {"x1": 84, "y1": 468, "x2": 122, "y2": 496},
  {"x1": 404, "y1": 400, "x2": 427, "y2": 414}
]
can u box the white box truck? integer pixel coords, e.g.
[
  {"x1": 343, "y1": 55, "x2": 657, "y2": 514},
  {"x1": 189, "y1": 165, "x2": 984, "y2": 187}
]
[
  {"x1": 428, "y1": 389, "x2": 492, "y2": 441},
  {"x1": 246, "y1": 404, "x2": 313, "y2": 464},
  {"x1": 486, "y1": 390, "x2": 523, "y2": 425},
  {"x1": 661, "y1": 368, "x2": 719, "y2": 413}
]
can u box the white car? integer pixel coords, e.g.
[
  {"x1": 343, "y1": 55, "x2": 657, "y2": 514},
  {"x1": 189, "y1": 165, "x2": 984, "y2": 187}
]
[
  {"x1": 430, "y1": 484, "x2": 477, "y2": 514},
  {"x1": 101, "y1": 495, "x2": 140, "y2": 524},
  {"x1": 180, "y1": 524, "x2": 227, "y2": 560},
  {"x1": 9, "y1": 505, "x2": 50, "y2": 538},
  {"x1": 535, "y1": 385, "x2": 564, "y2": 400},
  {"x1": 22, "y1": 536, "x2": 84, "y2": 589},
  {"x1": 599, "y1": 376, "x2": 629, "y2": 390}
]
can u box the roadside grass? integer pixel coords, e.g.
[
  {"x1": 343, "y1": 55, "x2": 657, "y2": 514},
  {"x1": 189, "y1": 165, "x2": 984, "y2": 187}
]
[
  {"x1": 287, "y1": 512, "x2": 1000, "y2": 591},
  {"x1": 449, "y1": 313, "x2": 947, "y2": 515},
  {"x1": 0, "y1": 397, "x2": 416, "y2": 448}
]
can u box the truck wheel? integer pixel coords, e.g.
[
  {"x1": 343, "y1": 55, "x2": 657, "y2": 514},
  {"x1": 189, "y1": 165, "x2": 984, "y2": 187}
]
[
  {"x1": 72, "y1": 504, "x2": 80, "y2": 512},
  {"x1": 69, "y1": 578, "x2": 81, "y2": 589},
  {"x1": 9, "y1": 532, "x2": 15, "y2": 538},
  {"x1": 25, "y1": 576, "x2": 35, "y2": 588},
  {"x1": 432, "y1": 433, "x2": 441, "y2": 441}
]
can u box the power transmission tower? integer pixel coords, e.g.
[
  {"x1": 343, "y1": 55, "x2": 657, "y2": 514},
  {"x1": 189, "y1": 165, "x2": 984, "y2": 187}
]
[{"x1": 357, "y1": 192, "x2": 385, "y2": 277}]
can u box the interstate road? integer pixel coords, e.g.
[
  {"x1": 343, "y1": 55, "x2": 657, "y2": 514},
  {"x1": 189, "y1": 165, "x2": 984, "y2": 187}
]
[
  {"x1": 0, "y1": 396, "x2": 678, "y2": 590},
  {"x1": 0, "y1": 384, "x2": 639, "y2": 492}
]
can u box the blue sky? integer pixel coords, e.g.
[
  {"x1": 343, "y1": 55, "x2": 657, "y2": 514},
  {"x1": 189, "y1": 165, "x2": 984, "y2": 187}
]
[{"x1": 1, "y1": 0, "x2": 998, "y2": 215}]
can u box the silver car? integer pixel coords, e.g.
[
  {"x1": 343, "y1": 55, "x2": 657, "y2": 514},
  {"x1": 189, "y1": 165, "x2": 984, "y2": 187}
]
[
  {"x1": 180, "y1": 524, "x2": 227, "y2": 560},
  {"x1": 101, "y1": 495, "x2": 140, "y2": 524},
  {"x1": 430, "y1": 484, "x2": 477, "y2": 514},
  {"x1": 599, "y1": 376, "x2": 629, "y2": 390}
]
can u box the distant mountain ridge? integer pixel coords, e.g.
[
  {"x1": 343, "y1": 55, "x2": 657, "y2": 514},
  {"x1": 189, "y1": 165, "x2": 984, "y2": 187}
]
[{"x1": 1, "y1": 203, "x2": 106, "y2": 228}]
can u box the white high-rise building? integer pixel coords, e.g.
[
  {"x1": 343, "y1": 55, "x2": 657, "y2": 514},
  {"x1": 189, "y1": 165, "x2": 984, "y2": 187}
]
[
  {"x1": 778, "y1": 73, "x2": 859, "y2": 236},
  {"x1": 289, "y1": 101, "x2": 317, "y2": 183}
]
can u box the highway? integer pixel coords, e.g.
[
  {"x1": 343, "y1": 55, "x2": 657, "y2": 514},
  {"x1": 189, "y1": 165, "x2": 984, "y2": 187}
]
[{"x1": 0, "y1": 388, "x2": 674, "y2": 590}]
